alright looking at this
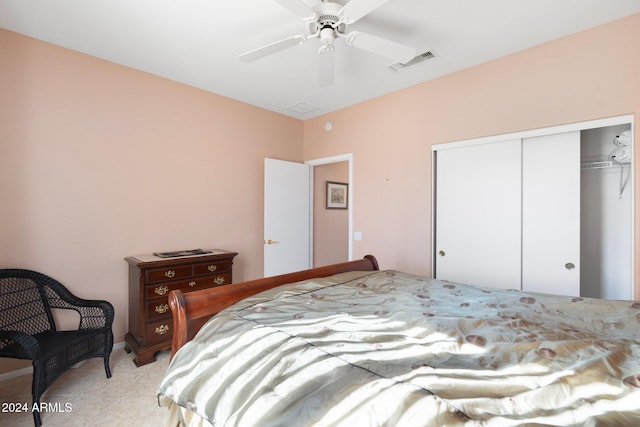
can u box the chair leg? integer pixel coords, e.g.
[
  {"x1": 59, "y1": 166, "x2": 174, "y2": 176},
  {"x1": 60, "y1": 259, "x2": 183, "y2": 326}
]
[
  {"x1": 104, "y1": 332, "x2": 113, "y2": 378},
  {"x1": 31, "y1": 361, "x2": 44, "y2": 427},
  {"x1": 32, "y1": 402, "x2": 42, "y2": 427},
  {"x1": 104, "y1": 355, "x2": 112, "y2": 378}
]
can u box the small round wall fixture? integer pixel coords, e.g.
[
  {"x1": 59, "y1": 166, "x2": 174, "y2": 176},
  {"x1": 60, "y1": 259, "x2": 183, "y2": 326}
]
[{"x1": 324, "y1": 121, "x2": 333, "y2": 131}]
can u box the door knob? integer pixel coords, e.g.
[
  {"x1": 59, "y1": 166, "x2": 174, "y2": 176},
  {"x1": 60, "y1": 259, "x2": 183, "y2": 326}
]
[
  {"x1": 264, "y1": 239, "x2": 280, "y2": 245},
  {"x1": 565, "y1": 262, "x2": 575, "y2": 270}
]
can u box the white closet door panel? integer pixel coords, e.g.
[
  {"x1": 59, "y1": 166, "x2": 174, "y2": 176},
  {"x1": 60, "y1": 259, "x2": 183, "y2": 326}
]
[
  {"x1": 435, "y1": 139, "x2": 521, "y2": 289},
  {"x1": 522, "y1": 131, "x2": 580, "y2": 296}
]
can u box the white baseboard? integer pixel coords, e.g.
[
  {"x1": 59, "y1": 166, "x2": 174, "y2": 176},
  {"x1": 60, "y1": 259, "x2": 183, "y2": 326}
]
[
  {"x1": 0, "y1": 341, "x2": 126, "y2": 383},
  {"x1": 0, "y1": 366, "x2": 32, "y2": 382}
]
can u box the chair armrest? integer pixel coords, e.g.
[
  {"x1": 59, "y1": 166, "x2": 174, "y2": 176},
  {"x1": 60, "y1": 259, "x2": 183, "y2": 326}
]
[
  {"x1": 44, "y1": 283, "x2": 115, "y2": 330},
  {"x1": 74, "y1": 300, "x2": 115, "y2": 330},
  {"x1": 0, "y1": 330, "x2": 41, "y2": 359}
]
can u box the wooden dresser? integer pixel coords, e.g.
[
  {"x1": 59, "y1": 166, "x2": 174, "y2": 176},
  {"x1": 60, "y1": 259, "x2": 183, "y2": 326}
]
[{"x1": 124, "y1": 249, "x2": 238, "y2": 366}]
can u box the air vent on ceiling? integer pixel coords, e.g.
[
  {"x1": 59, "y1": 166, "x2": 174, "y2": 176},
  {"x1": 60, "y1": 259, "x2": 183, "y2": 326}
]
[
  {"x1": 389, "y1": 50, "x2": 437, "y2": 72},
  {"x1": 286, "y1": 101, "x2": 319, "y2": 115}
]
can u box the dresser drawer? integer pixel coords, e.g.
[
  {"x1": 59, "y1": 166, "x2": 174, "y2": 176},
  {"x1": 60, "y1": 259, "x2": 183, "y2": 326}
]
[
  {"x1": 145, "y1": 265, "x2": 192, "y2": 283},
  {"x1": 145, "y1": 278, "x2": 198, "y2": 299},
  {"x1": 145, "y1": 319, "x2": 172, "y2": 345},
  {"x1": 198, "y1": 273, "x2": 231, "y2": 288},
  {"x1": 145, "y1": 274, "x2": 231, "y2": 299},
  {"x1": 146, "y1": 298, "x2": 171, "y2": 321},
  {"x1": 193, "y1": 260, "x2": 232, "y2": 276}
]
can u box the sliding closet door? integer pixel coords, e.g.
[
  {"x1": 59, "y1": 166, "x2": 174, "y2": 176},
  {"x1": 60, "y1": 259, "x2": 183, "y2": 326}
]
[
  {"x1": 435, "y1": 140, "x2": 521, "y2": 289},
  {"x1": 522, "y1": 131, "x2": 580, "y2": 296}
]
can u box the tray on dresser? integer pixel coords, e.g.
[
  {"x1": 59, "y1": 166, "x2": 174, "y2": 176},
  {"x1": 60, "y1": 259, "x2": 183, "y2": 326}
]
[{"x1": 153, "y1": 249, "x2": 212, "y2": 258}]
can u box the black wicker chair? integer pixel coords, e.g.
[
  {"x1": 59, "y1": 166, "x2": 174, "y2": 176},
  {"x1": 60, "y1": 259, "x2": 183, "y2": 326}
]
[{"x1": 0, "y1": 269, "x2": 114, "y2": 426}]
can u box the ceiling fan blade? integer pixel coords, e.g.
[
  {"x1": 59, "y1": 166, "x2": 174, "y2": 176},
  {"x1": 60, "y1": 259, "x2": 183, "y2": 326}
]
[
  {"x1": 340, "y1": 0, "x2": 392, "y2": 24},
  {"x1": 272, "y1": 0, "x2": 318, "y2": 19},
  {"x1": 318, "y1": 44, "x2": 335, "y2": 87},
  {"x1": 346, "y1": 31, "x2": 416, "y2": 63},
  {"x1": 238, "y1": 35, "x2": 306, "y2": 62}
]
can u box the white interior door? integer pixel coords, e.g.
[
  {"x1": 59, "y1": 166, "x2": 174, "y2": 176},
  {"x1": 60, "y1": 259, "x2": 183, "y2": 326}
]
[
  {"x1": 435, "y1": 139, "x2": 522, "y2": 289},
  {"x1": 264, "y1": 158, "x2": 311, "y2": 276},
  {"x1": 522, "y1": 131, "x2": 580, "y2": 296}
]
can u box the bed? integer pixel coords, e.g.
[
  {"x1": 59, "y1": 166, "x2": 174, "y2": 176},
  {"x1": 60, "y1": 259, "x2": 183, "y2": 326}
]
[{"x1": 157, "y1": 255, "x2": 640, "y2": 426}]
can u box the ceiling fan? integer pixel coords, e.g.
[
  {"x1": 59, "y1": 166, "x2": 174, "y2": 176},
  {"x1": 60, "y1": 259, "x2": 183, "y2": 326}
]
[{"x1": 238, "y1": 0, "x2": 417, "y2": 86}]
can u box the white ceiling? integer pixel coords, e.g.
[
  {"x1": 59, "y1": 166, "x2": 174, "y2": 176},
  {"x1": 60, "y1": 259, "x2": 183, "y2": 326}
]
[{"x1": 1, "y1": 0, "x2": 639, "y2": 119}]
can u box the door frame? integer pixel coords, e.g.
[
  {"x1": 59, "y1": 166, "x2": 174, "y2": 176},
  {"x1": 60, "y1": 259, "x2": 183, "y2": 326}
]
[
  {"x1": 431, "y1": 114, "x2": 635, "y2": 297},
  {"x1": 306, "y1": 153, "x2": 354, "y2": 264}
]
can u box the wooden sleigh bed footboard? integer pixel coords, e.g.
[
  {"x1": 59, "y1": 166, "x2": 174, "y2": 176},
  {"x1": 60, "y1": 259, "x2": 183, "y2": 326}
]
[{"x1": 168, "y1": 255, "x2": 379, "y2": 358}]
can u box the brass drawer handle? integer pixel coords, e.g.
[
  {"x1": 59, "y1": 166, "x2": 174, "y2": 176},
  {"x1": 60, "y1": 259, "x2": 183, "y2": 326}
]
[
  {"x1": 155, "y1": 304, "x2": 169, "y2": 314},
  {"x1": 189, "y1": 281, "x2": 197, "y2": 287},
  {"x1": 165, "y1": 270, "x2": 175, "y2": 278},
  {"x1": 214, "y1": 276, "x2": 225, "y2": 285},
  {"x1": 155, "y1": 325, "x2": 169, "y2": 335},
  {"x1": 154, "y1": 285, "x2": 169, "y2": 296},
  {"x1": 208, "y1": 264, "x2": 217, "y2": 272}
]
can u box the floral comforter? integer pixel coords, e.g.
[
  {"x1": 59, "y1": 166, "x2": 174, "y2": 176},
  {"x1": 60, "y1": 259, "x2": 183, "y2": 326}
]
[{"x1": 158, "y1": 270, "x2": 640, "y2": 426}]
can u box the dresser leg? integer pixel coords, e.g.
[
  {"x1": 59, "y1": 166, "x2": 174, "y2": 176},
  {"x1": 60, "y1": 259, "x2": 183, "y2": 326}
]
[
  {"x1": 124, "y1": 332, "x2": 169, "y2": 366},
  {"x1": 132, "y1": 350, "x2": 158, "y2": 367}
]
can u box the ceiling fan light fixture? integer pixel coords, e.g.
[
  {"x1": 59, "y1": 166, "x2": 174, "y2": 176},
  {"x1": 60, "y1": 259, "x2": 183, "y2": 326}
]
[{"x1": 320, "y1": 27, "x2": 336, "y2": 44}]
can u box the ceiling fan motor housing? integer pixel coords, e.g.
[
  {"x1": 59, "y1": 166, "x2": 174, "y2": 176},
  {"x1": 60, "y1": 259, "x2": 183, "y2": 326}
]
[{"x1": 309, "y1": 2, "x2": 347, "y2": 38}]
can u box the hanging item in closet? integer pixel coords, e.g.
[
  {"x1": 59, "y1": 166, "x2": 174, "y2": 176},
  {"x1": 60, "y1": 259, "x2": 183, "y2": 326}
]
[
  {"x1": 614, "y1": 130, "x2": 631, "y2": 146},
  {"x1": 609, "y1": 130, "x2": 631, "y2": 163},
  {"x1": 609, "y1": 130, "x2": 631, "y2": 199}
]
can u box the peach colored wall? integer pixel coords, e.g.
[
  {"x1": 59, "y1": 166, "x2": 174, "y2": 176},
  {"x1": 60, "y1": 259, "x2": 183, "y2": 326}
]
[
  {"x1": 303, "y1": 14, "x2": 640, "y2": 292},
  {"x1": 313, "y1": 162, "x2": 349, "y2": 266},
  {"x1": 0, "y1": 29, "x2": 302, "y2": 373},
  {"x1": 2, "y1": 14, "x2": 639, "y2": 375}
]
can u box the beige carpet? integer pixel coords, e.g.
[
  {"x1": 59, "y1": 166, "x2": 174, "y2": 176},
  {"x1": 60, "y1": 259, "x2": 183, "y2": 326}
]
[{"x1": 0, "y1": 347, "x2": 169, "y2": 426}]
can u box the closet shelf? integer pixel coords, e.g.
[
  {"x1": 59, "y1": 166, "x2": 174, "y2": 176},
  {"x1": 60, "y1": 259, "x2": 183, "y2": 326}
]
[
  {"x1": 581, "y1": 160, "x2": 630, "y2": 170},
  {"x1": 581, "y1": 159, "x2": 631, "y2": 199}
]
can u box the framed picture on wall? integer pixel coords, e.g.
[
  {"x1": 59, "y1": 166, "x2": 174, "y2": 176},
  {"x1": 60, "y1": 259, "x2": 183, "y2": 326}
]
[{"x1": 326, "y1": 181, "x2": 348, "y2": 209}]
